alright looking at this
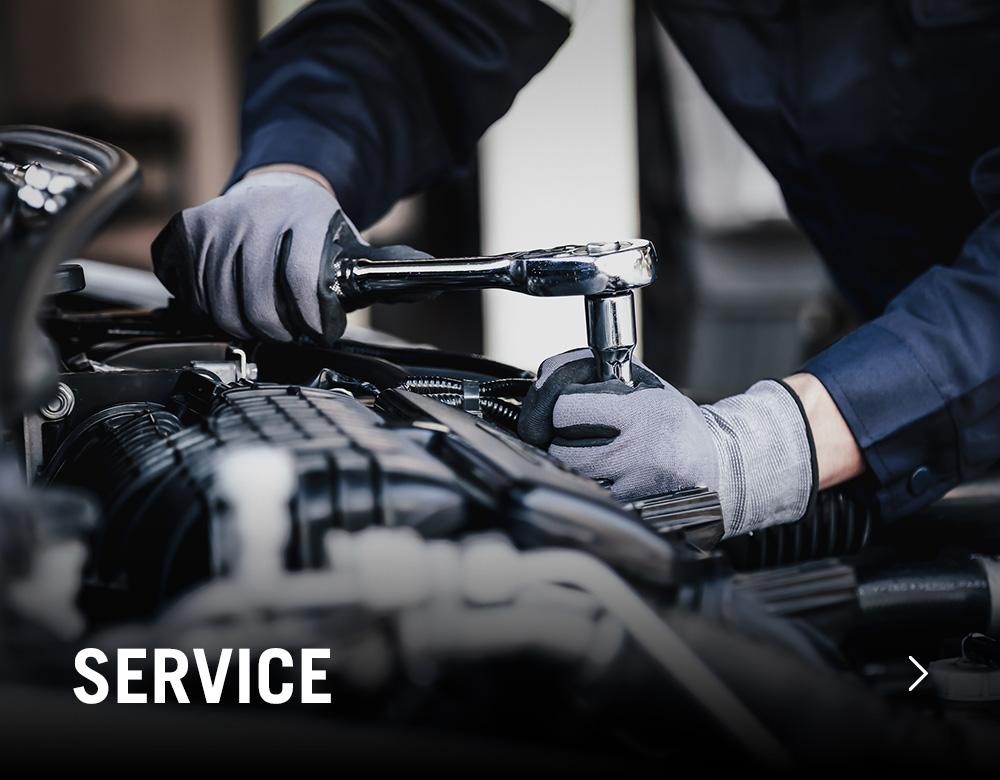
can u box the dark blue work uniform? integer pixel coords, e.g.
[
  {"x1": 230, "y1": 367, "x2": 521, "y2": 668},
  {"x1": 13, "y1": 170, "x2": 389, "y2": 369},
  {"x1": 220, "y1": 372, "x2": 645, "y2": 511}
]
[{"x1": 232, "y1": 0, "x2": 1000, "y2": 519}]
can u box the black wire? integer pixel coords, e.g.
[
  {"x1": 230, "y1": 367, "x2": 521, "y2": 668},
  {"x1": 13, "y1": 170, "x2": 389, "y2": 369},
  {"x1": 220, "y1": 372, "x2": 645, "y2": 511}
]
[
  {"x1": 400, "y1": 376, "x2": 463, "y2": 394},
  {"x1": 481, "y1": 377, "x2": 533, "y2": 398},
  {"x1": 481, "y1": 398, "x2": 520, "y2": 431},
  {"x1": 397, "y1": 378, "x2": 523, "y2": 432},
  {"x1": 400, "y1": 375, "x2": 532, "y2": 400}
]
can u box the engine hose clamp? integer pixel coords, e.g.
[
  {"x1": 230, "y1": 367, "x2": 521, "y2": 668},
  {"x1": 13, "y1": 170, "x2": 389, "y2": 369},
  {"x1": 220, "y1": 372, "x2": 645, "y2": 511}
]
[{"x1": 461, "y1": 379, "x2": 481, "y2": 416}]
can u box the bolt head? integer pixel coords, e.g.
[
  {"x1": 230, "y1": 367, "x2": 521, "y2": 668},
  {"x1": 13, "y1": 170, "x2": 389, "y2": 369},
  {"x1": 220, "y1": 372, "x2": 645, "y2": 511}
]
[{"x1": 39, "y1": 383, "x2": 75, "y2": 421}]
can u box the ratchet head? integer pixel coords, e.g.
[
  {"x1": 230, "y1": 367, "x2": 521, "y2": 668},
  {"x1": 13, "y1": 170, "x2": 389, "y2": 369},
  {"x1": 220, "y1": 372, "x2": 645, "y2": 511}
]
[{"x1": 514, "y1": 240, "x2": 657, "y2": 297}]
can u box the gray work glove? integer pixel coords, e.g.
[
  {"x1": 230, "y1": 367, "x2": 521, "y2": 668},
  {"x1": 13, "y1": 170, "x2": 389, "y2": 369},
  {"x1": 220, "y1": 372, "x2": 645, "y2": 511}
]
[
  {"x1": 151, "y1": 171, "x2": 430, "y2": 346},
  {"x1": 517, "y1": 349, "x2": 817, "y2": 538}
]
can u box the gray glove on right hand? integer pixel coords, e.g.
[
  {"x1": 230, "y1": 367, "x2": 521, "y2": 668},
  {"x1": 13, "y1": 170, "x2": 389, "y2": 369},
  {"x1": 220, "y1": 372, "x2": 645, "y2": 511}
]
[
  {"x1": 518, "y1": 349, "x2": 817, "y2": 538},
  {"x1": 151, "y1": 171, "x2": 429, "y2": 346}
]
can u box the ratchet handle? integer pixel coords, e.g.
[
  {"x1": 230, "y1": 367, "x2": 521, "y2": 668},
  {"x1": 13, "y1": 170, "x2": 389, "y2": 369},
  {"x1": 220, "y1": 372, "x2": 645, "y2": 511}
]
[
  {"x1": 332, "y1": 240, "x2": 656, "y2": 312},
  {"x1": 334, "y1": 254, "x2": 519, "y2": 309}
]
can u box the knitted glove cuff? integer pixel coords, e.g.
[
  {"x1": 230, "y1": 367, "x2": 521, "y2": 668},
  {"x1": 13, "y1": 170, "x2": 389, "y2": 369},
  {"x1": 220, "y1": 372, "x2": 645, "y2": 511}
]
[{"x1": 701, "y1": 379, "x2": 815, "y2": 538}]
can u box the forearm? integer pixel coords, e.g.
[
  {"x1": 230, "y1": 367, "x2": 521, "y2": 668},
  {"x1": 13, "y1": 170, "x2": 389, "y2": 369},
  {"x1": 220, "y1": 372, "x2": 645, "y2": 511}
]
[{"x1": 784, "y1": 373, "x2": 865, "y2": 490}]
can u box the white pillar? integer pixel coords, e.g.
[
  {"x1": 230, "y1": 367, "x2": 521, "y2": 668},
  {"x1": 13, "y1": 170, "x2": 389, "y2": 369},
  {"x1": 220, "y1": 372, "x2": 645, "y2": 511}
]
[{"x1": 479, "y1": 1, "x2": 640, "y2": 372}]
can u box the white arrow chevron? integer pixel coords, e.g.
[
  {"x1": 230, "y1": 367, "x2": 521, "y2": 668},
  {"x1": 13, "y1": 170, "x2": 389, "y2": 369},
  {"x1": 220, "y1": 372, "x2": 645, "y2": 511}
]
[{"x1": 908, "y1": 656, "x2": 929, "y2": 692}]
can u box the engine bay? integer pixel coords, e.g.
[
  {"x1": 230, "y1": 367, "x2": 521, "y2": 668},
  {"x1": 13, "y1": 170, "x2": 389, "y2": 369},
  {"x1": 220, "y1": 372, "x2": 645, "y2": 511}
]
[{"x1": 4, "y1": 126, "x2": 1000, "y2": 771}]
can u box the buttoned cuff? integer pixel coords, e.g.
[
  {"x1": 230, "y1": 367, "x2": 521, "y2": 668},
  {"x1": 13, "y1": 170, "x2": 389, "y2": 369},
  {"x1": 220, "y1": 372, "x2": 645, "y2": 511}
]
[{"x1": 802, "y1": 321, "x2": 959, "y2": 518}]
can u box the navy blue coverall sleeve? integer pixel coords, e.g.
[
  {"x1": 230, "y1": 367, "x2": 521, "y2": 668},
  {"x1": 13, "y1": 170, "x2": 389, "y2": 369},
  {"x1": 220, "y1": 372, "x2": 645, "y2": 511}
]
[
  {"x1": 803, "y1": 148, "x2": 1000, "y2": 516},
  {"x1": 231, "y1": 0, "x2": 570, "y2": 229}
]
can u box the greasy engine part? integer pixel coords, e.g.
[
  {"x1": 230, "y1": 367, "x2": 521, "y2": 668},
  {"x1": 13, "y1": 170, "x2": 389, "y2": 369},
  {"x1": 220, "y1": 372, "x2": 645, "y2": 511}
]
[
  {"x1": 702, "y1": 553, "x2": 1000, "y2": 657},
  {"x1": 714, "y1": 464, "x2": 1000, "y2": 572},
  {"x1": 17, "y1": 342, "x2": 250, "y2": 480},
  {"x1": 625, "y1": 480, "x2": 876, "y2": 573},
  {"x1": 94, "y1": 499, "x2": 981, "y2": 770},
  {"x1": 0, "y1": 176, "x2": 13, "y2": 242},
  {"x1": 120, "y1": 493, "x2": 789, "y2": 766},
  {"x1": 629, "y1": 487, "x2": 727, "y2": 550},
  {"x1": 44, "y1": 372, "x2": 466, "y2": 613},
  {"x1": 719, "y1": 486, "x2": 877, "y2": 570},
  {"x1": 713, "y1": 558, "x2": 861, "y2": 642},
  {"x1": 0, "y1": 449, "x2": 96, "y2": 679},
  {"x1": 853, "y1": 556, "x2": 996, "y2": 635},
  {"x1": 38, "y1": 358, "x2": 681, "y2": 615},
  {"x1": 0, "y1": 126, "x2": 138, "y2": 422},
  {"x1": 249, "y1": 336, "x2": 534, "y2": 389},
  {"x1": 376, "y1": 388, "x2": 681, "y2": 586}
]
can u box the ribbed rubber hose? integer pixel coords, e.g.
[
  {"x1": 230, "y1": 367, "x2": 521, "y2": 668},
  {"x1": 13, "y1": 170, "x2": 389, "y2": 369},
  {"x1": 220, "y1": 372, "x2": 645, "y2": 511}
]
[{"x1": 856, "y1": 559, "x2": 991, "y2": 633}]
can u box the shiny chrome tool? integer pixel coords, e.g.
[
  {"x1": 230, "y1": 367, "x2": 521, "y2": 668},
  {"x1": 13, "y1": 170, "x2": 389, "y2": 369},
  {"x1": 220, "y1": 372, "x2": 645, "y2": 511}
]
[{"x1": 333, "y1": 239, "x2": 657, "y2": 383}]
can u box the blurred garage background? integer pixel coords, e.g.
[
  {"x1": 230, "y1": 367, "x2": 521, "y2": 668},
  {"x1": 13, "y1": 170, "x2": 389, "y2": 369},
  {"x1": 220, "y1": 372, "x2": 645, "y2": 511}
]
[{"x1": 0, "y1": 0, "x2": 851, "y2": 396}]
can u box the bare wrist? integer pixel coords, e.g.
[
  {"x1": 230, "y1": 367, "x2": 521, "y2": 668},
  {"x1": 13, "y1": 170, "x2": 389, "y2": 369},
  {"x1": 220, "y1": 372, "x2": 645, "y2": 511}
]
[{"x1": 783, "y1": 372, "x2": 865, "y2": 490}]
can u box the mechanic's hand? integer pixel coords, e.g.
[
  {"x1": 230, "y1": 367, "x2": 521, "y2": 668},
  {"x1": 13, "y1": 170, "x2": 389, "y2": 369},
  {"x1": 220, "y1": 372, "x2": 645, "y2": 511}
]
[
  {"x1": 151, "y1": 170, "x2": 430, "y2": 346},
  {"x1": 517, "y1": 349, "x2": 816, "y2": 537}
]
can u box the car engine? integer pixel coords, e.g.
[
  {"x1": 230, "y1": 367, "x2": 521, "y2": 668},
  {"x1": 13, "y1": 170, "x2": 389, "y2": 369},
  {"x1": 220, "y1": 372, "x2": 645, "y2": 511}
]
[{"x1": 3, "y1": 126, "x2": 1000, "y2": 771}]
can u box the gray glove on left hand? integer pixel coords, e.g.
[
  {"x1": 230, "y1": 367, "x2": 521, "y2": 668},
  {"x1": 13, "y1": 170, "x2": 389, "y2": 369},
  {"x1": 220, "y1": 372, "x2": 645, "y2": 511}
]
[
  {"x1": 151, "y1": 171, "x2": 429, "y2": 347},
  {"x1": 517, "y1": 349, "x2": 816, "y2": 538}
]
